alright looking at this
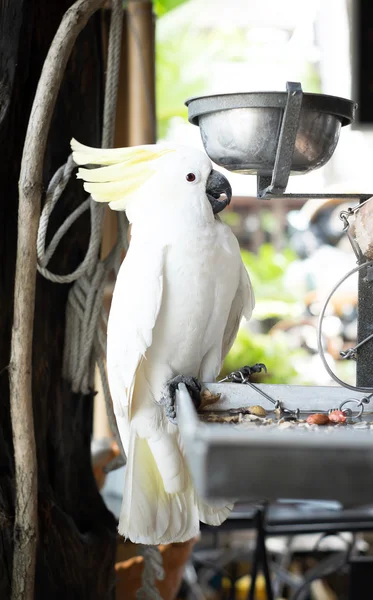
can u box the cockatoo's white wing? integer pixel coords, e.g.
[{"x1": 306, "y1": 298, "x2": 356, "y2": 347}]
[
  {"x1": 221, "y1": 261, "x2": 255, "y2": 362},
  {"x1": 107, "y1": 240, "x2": 165, "y2": 418}
]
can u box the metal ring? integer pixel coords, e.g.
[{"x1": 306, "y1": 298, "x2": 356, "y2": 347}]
[
  {"x1": 339, "y1": 212, "x2": 350, "y2": 230},
  {"x1": 229, "y1": 370, "x2": 245, "y2": 383},
  {"x1": 339, "y1": 398, "x2": 365, "y2": 419},
  {"x1": 237, "y1": 371, "x2": 246, "y2": 383},
  {"x1": 317, "y1": 260, "x2": 373, "y2": 393}
]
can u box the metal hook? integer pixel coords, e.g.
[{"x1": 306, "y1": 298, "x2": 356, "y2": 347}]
[
  {"x1": 340, "y1": 348, "x2": 357, "y2": 361},
  {"x1": 338, "y1": 396, "x2": 371, "y2": 419},
  {"x1": 339, "y1": 205, "x2": 368, "y2": 263},
  {"x1": 339, "y1": 210, "x2": 351, "y2": 231}
]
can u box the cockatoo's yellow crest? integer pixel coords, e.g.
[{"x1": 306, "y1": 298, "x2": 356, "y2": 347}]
[{"x1": 70, "y1": 139, "x2": 173, "y2": 210}]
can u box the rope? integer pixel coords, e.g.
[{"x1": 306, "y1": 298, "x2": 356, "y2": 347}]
[
  {"x1": 36, "y1": 2, "x2": 165, "y2": 596},
  {"x1": 136, "y1": 546, "x2": 165, "y2": 600},
  {"x1": 36, "y1": 0, "x2": 126, "y2": 457},
  {"x1": 102, "y1": 0, "x2": 122, "y2": 148}
]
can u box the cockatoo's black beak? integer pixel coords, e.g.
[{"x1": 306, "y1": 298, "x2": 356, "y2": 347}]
[{"x1": 206, "y1": 169, "x2": 232, "y2": 214}]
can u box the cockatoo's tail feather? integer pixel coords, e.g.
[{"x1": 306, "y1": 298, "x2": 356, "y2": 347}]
[{"x1": 118, "y1": 424, "x2": 232, "y2": 544}]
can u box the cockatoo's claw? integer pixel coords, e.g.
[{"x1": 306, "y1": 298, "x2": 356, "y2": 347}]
[
  {"x1": 160, "y1": 375, "x2": 202, "y2": 424},
  {"x1": 226, "y1": 363, "x2": 267, "y2": 383},
  {"x1": 165, "y1": 404, "x2": 177, "y2": 425},
  {"x1": 248, "y1": 363, "x2": 267, "y2": 374}
]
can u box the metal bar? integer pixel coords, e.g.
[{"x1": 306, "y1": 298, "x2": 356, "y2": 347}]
[
  {"x1": 254, "y1": 508, "x2": 274, "y2": 600},
  {"x1": 357, "y1": 263, "x2": 373, "y2": 387},
  {"x1": 248, "y1": 512, "x2": 261, "y2": 600},
  {"x1": 258, "y1": 82, "x2": 303, "y2": 198},
  {"x1": 204, "y1": 512, "x2": 373, "y2": 535},
  {"x1": 257, "y1": 193, "x2": 372, "y2": 200},
  {"x1": 257, "y1": 175, "x2": 271, "y2": 197}
]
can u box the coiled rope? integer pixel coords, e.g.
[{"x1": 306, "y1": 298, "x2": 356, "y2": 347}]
[{"x1": 36, "y1": 1, "x2": 164, "y2": 596}]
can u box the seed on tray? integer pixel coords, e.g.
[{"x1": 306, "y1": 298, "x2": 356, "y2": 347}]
[
  {"x1": 249, "y1": 405, "x2": 267, "y2": 417},
  {"x1": 306, "y1": 413, "x2": 330, "y2": 425},
  {"x1": 229, "y1": 405, "x2": 266, "y2": 416},
  {"x1": 328, "y1": 410, "x2": 347, "y2": 424}
]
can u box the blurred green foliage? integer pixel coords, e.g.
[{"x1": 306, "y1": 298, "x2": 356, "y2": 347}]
[
  {"x1": 154, "y1": 0, "x2": 186, "y2": 17},
  {"x1": 221, "y1": 244, "x2": 308, "y2": 383},
  {"x1": 241, "y1": 244, "x2": 302, "y2": 318},
  {"x1": 156, "y1": 26, "x2": 251, "y2": 138},
  {"x1": 155, "y1": 2, "x2": 321, "y2": 138},
  {"x1": 221, "y1": 328, "x2": 305, "y2": 383},
  {"x1": 156, "y1": 31, "x2": 207, "y2": 138}
]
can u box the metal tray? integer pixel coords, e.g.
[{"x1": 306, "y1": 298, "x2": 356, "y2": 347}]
[{"x1": 176, "y1": 383, "x2": 373, "y2": 507}]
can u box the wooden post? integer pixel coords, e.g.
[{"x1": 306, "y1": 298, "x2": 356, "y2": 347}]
[{"x1": 127, "y1": 0, "x2": 156, "y2": 145}]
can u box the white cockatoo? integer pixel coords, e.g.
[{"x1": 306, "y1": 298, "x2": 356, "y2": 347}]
[{"x1": 71, "y1": 139, "x2": 255, "y2": 544}]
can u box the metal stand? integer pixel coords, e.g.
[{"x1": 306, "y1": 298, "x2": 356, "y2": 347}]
[
  {"x1": 248, "y1": 506, "x2": 274, "y2": 600},
  {"x1": 186, "y1": 79, "x2": 373, "y2": 598},
  {"x1": 349, "y1": 557, "x2": 373, "y2": 600}
]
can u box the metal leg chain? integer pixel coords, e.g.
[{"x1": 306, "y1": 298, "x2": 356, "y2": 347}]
[
  {"x1": 220, "y1": 369, "x2": 298, "y2": 419},
  {"x1": 220, "y1": 368, "x2": 372, "y2": 420}
]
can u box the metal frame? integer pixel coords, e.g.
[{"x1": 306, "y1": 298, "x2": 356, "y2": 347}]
[
  {"x1": 252, "y1": 83, "x2": 373, "y2": 390},
  {"x1": 257, "y1": 82, "x2": 303, "y2": 197},
  {"x1": 183, "y1": 80, "x2": 373, "y2": 596}
]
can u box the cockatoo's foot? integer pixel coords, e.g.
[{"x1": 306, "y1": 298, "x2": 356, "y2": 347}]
[
  {"x1": 160, "y1": 375, "x2": 202, "y2": 424},
  {"x1": 225, "y1": 363, "x2": 267, "y2": 383}
]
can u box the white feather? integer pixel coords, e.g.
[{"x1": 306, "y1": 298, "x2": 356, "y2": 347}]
[
  {"x1": 221, "y1": 260, "x2": 255, "y2": 363},
  {"x1": 106, "y1": 240, "x2": 165, "y2": 418}
]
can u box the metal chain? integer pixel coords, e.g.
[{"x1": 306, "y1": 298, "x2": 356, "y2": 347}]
[{"x1": 220, "y1": 370, "x2": 298, "y2": 419}]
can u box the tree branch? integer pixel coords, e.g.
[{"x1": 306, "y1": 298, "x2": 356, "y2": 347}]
[{"x1": 9, "y1": 1, "x2": 106, "y2": 598}]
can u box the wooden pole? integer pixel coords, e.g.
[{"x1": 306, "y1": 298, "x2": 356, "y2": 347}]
[
  {"x1": 9, "y1": 1, "x2": 105, "y2": 598},
  {"x1": 127, "y1": 0, "x2": 156, "y2": 145}
]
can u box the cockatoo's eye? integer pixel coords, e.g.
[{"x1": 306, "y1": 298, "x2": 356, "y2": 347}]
[{"x1": 186, "y1": 173, "x2": 196, "y2": 182}]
